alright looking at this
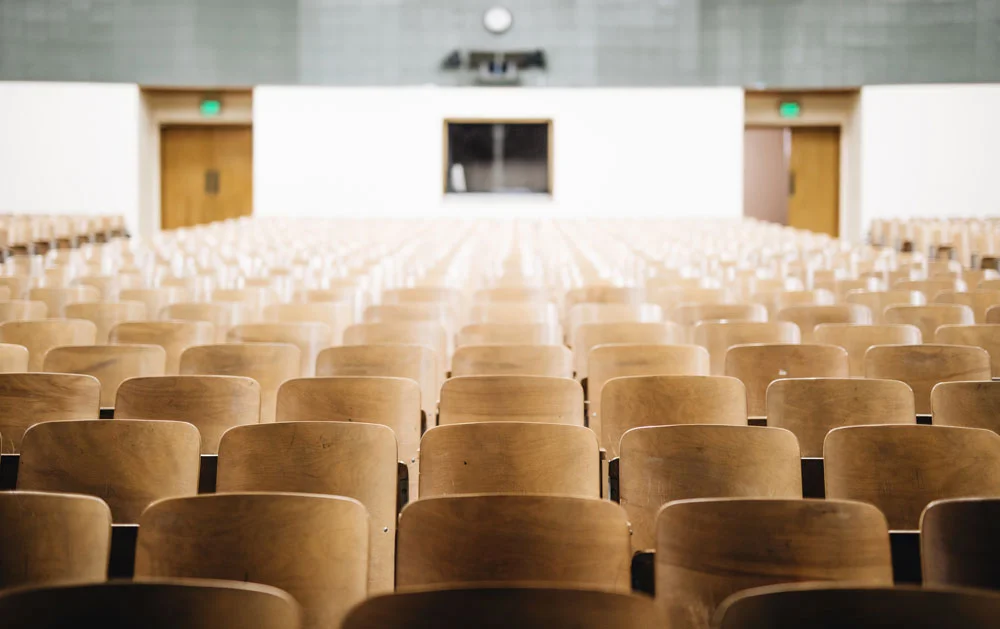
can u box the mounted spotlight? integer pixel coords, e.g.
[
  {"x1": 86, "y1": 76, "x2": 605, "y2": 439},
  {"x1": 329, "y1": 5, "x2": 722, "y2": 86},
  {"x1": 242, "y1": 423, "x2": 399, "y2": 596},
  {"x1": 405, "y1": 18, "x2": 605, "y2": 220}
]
[{"x1": 440, "y1": 49, "x2": 547, "y2": 86}]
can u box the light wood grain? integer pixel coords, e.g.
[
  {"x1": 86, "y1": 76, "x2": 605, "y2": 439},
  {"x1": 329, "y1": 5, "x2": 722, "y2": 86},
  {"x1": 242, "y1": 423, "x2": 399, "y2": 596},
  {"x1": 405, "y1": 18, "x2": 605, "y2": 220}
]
[
  {"x1": 136, "y1": 493, "x2": 368, "y2": 629},
  {"x1": 317, "y1": 344, "x2": 439, "y2": 417},
  {"x1": 44, "y1": 344, "x2": 166, "y2": 406},
  {"x1": 895, "y1": 279, "x2": 965, "y2": 301},
  {"x1": 439, "y1": 375, "x2": 584, "y2": 425},
  {"x1": 396, "y1": 495, "x2": 632, "y2": 592},
  {"x1": 18, "y1": 419, "x2": 201, "y2": 523},
  {"x1": 263, "y1": 302, "x2": 353, "y2": 344},
  {"x1": 656, "y1": 498, "x2": 893, "y2": 629},
  {"x1": 935, "y1": 324, "x2": 1000, "y2": 376},
  {"x1": 452, "y1": 344, "x2": 572, "y2": 378},
  {"x1": 988, "y1": 305, "x2": 1000, "y2": 323},
  {"x1": 931, "y1": 381, "x2": 1000, "y2": 435},
  {"x1": 602, "y1": 375, "x2": 748, "y2": 458},
  {"x1": 0, "y1": 300, "x2": 47, "y2": 322},
  {"x1": 568, "y1": 304, "x2": 663, "y2": 344},
  {"x1": 621, "y1": 425, "x2": 801, "y2": 551},
  {"x1": 935, "y1": 290, "x2": 1000, "y2": 323},
  {"x1": 845, "y1": 289, "x2": 926, "y2": 324},
  {"x1": 0, "y1": 580, "x2": 302, "y2": 629},
  {"x1": 0, "y1": 372, "x2": 100, "y2": 453},
  {"x1": 419, "y1": 422, "x2": 599, "y2": 499},
  {"x1": 884, "y1": 304, "x2": 975, "y2": 341},
  {"x1": 217, "y1": 421, "x2": 397, "y2": 593},
  {"x1": 110, "y1": 320, "x2": 216, "y2": 374},
  {"x1": 767, "y1": 378, "x2": 915, "y2": 457},
  {"x1": 28, "y1": 286, "x2": 100, "y2": 318},
  {"x1": 120, "y1": 288, "x2": 190, "y2": 322},
  {"x1": 921, "y1": 497, "x2": 1000, "y2": 590},
  {"x1": 573, "y1": 322, "x2": 685, "y2": 378},
  {"x1": 227, "y1": 323, "x2": 331, "y2": 377},
  {"x1": 752, "y1": 290, "x2": 835, "y2": 319},
  {"x1": 384, "y1": 286, "x2": 462, "y2": 305},
  {"x1": 344, "y1": 322, "x2": 448, "y2": 372},
  {"x1": 814, "y1": 323, "x2": 923, "y2": 376},
  {"x1": 457, "y1": 323, "x2": 562, "y2": 346},
  {"x1": 715, "y1": 583, "x2": 1000, "y2": 629},
  {"x1": 725, "y1": 343, "x2": 849, "y2": 416},
  {"x1": 181, "y1": 343, "x2": 299, "y2": 423},
  {"x1": 474, "y1": 286, "x2": 552, "y2": 303},
  {"x1": 824, "y1": 424, "x2": 1000, "y2": 530},
  {"x1": 588, "y1": 344, "x2": 709, "y2": 448},
  {"x1": 162, "y1": 302, "x2": 250, "y2": 342},
  {"x1": 0, "y1": 342, "x2": 29, "y2": 372},
  {"x1": 865, "y1": 344, "x2": 992, "y2": 414},
  {"x1": 0, "y1": 319, "x2": 98, "y2": 371},
  {"x1": 115, "y1": 375, "x2": 261, "y2": 454},
  {"x1": 670, "y1": 303, "x2": 767, "y2": 327},
  {"x1": 693, "y1": 321, "x2": 801, "y2": 375},
  {"x1": 776, "y1": 304, "x2": 872, "y2": 342},
  {"x1": 469, "y1": 302, "x2": 557, "y2": 325},
  {"x1": 0, "y1": 277, "x2": 27, "y2": 300},
  {"x1": 0, "y1": 491, "x2": 111, "y2": 589},
  {"x1": 342, "y1": 586, "x2": 659, "y2": 629}
]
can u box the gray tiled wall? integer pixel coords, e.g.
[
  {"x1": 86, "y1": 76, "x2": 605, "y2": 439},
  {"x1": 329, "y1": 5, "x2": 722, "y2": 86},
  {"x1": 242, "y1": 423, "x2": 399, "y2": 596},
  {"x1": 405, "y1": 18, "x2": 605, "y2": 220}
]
[{"x1": 2, "y1": 0, "x2": 998, "y2": 86}]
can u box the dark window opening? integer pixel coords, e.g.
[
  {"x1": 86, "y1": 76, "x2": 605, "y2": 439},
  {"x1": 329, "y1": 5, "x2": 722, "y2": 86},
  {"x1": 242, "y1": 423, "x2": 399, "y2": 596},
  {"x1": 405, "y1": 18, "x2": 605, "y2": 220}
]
[{"x1": 445, "y1": 121, "x2": 551, "y2": 194}]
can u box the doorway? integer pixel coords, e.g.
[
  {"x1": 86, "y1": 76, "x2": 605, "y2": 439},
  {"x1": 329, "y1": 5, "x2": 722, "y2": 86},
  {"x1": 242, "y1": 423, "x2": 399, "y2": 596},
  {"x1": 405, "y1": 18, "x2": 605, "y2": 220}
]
[
  {"x1": 160, "y1": 125, "x2": 253, "y2": 229},
  {"x1": 743, "y1": 126, "x2": 840, "y2": 237}
]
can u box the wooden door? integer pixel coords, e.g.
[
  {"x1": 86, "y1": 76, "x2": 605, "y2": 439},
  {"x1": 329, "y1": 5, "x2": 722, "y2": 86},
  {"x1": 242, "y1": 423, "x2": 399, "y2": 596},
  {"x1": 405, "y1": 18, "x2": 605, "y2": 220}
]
[
  {"x1": 788, "y1": 127, "x2": 840, "y2": 237},
  {"x1": 743, "y1": 127, "x2": 789, "y2": 225},
  {"x1": 161, "y1": 126, "x2": 253, "y2": 229}
]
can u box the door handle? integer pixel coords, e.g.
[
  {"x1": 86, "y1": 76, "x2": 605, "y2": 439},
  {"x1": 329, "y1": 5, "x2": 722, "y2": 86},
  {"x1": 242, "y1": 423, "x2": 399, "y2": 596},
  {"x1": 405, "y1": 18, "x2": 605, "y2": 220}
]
[
  {"x1": 204, "y1": 170, "x2": 220, "y2": 195},
  {"x1": 788, "y1": 171, "x2": 796, "y2": 196}
]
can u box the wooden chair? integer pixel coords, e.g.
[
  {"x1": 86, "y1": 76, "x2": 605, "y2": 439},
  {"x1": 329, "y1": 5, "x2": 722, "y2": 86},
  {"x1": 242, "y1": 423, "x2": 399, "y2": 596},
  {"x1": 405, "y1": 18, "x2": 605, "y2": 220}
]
[
  {"x1": 814, "y1": 323, "x2": 923, "y2": 376},
  {"x1": 990, "y1": 305, "x2": 1000, "y2": 323},
  {"x1": 0, "y1": 276, "x2": 27, "y2": 299},
  {"x1": 0, "y1": 373, "x2": 100, "y2": 453},
  {"x1": 396, "y1": 495, "x2": 631, "y2": 592},
  {"x1": 656, "y1": 498, "x2": 893, "y2": 629},
  {"x1": 588, "y1": 344, "x2": 710, "y2": 448},
  {"x1": 227, "y1": 323, "x2": 331, "y2": 377},
  {"x1": 43, "y1": 344, "x2": 166, "y2": 407},
  {"x1": 922, "y1": 497, "x2": 1000, "y2": 589},
  {"x1": 120, "y1": 287, "x2": 189, "y2": 322},
  {"x1": 845, "y1": 289, "x2": 925, "y2": 324},
  {"x1": 18, "y1": 419, "x2": 201, "y2": 523},
  {"x1": 621, "y1": 426, "x2": 801, "y2": 551},
  {"x1": 365, "y1": 303, "x2": 454, "y2": 326},
  {"x1": 935, "y1": 290, "x2": 1000, "y2": 323},
  {"x1": 0, "y1": 491, "x2": 111, "y2": 589},
  {"x1": 180, "y1": 343, "x2": 299, "y2": 423},
  {"x1": 669, "y1": 303, "x2": 767, "y2": 327},
  {"x1": 475, "y1": 287, "x2": 551, "y2": 303},
  {"x1": 28, "y1": 286, "x2": 100, "y2": 317},
  {"x1": 263, "y1": 302, "x2": 353, "y2": 344},
  {"x1": 162, "y1": 302, "x2": 249, "y2": 343},
  {"x1": 752, "y1": 290, "x2": 835, "y2": 319},
  {"x1": 451, "y1": 344, "x2": 572, "y2": 378},
  {"x1": 693, "y1": 321, "x2": 801, "y2": 375},
  {"x1": 573, "y1": 322, "x2": 685, "y2": 378},
  {"x1": 935, "y1": 325, "x2": 1000, "y2": 376},
  {"x1": 931, "y1": 381, "x2": 1000, "y2": 434},
  {"x1": 567, "y1": 303, "x2": 662, "y2": 343},
  {"x1": 767, "y1": 378, "x2": 915, "y2": 457},
  {"x1": 439, "y1": 375, "x2": 584, "y2": 425},
  {"x1": 714, "y1": 583, "x2": 1000, "y2": 629},
  {"x1": 601, "y1": 375, "x2": 748, "y2": 458},
  {"x1": 343, "y1": 322, "x2": 448, "y2": 372},
  {"x1": 884, "y1": 304, "x2": 975, "y2": 340},
  {"x1": 0, "y1": 580, "x2": 302, "y2": 629},
  {"x1": 64, "y1": 301, "x2": 146, "y2": 343},
  {"x1": 419, "y1": 422, "x2": 599, "y2": 499},
  {"x1": 316, "y1": 344, "x2": 438, "y2": 418},
  {"x1": 0, "y1": 300, "x2": 47, "y2": 322},
  {"x1": 212, "y1": 287, "x2": 278, "y2": 315},
  {"x1": 469, "y1": 302, "x2": 558, "y2": 325},
  {"x1": 384, "y1": 286, "x2": 462, "y2": 306},
  {"x1": 217, "y1": 422, "x2": 398, "y2": 593},
  {"x1": 776, "y1": 305, "x2": 872, "y2": 342},
  {"x1": 0, "y1": 319, "x2": 97, "y2": 371},
  {"x1": 136, "y1": 493, "x2": 368, "y2": 629},
  {"x1": 895, "y1": 278, "x2": 966, "y2": 300},
  {"x1": 275, "y1": 376, "x2": 421, "y2": 494},
  {"x1": 457, "y1": 323, "x2": 562, "y2": 346},
  {"x1": 110, "y1": 321, "x2": 216, "y2": 374},
  {"x1": 565, "y1": 286, "x2": 643, "y2": 311},
  {"x1": 824, "y1": 424, "x2": 1000, "y2": 530},
  {"x1": 865, "y1": 344, "x2": 992, "y2": 414},
  {"x1": 342, "y1": 586, "x2": 658, "y2": 629},
  {"x1": 115, "y1": 375, "x2": 261, "y2": 454},
  {"x1": 73, "y1": 276, "x2": 119, "y2": 300},
  {"x1": 724, "y1": 344, "x2": 849, "y2": 417},
  {"x1": 0, "y1": 343, "x2": 28, "y2": 372}
]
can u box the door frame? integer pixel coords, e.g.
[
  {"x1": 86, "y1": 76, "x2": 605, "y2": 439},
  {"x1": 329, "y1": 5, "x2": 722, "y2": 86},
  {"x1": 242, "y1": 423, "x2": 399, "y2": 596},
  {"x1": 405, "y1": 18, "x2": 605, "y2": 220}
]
[
  {"x1": 744, "y1": 89, "x2": 861, "y2": 241},
  {"x1": 139, "y1": 88, "x2": 254, "y2": 238}
]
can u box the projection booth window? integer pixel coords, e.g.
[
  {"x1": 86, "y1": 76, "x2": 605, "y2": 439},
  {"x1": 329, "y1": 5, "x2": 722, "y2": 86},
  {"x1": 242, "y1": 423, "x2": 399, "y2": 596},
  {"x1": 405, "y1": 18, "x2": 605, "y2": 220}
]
[{"x1": 445, "y1": 120, "x2": 552, "y2": 194}]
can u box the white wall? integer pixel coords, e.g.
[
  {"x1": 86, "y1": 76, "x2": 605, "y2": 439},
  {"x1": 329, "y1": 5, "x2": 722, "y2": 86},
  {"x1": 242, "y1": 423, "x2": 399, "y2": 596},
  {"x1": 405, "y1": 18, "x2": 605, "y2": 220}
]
[
  {"x1": 254, "y1": 86, "x2": 744, "y2": 219},
  {"x1": 860, "y1": 84, "x2": 1000, "y2": 230},
  {"x1": 0, "y1": 82, "x2": 142, "y2": 232}
]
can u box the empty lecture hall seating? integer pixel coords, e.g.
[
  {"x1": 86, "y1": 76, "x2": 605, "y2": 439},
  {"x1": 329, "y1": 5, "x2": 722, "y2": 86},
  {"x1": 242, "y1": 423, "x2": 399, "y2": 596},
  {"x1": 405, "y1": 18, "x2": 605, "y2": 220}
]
[{"x1": 0, "y1": 213, "x2": 999, "y2": 627}]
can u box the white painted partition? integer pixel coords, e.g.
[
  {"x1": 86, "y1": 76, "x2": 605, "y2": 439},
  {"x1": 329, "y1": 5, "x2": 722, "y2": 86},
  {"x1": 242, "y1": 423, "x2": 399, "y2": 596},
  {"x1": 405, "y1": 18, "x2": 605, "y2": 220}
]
[
  {"x1": 253, "y1": 86, "x2": 745, "y2": 219},
  {"x1": 860, "y1": 84, "x2": 1000, "y2": 228},
  {"x1": 0, "y1": 82, "x2": 141, "y2": 231}
]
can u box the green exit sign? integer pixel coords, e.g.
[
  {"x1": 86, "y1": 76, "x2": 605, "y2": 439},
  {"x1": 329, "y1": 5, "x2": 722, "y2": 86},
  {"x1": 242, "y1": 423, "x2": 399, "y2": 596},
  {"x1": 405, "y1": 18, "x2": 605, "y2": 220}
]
[
  {"x1": 200, "y1": 98, "x2": 222, "y2": 117},
  {"x1": 779, "y1": 101, "x2": 802, "y2": 118}
]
